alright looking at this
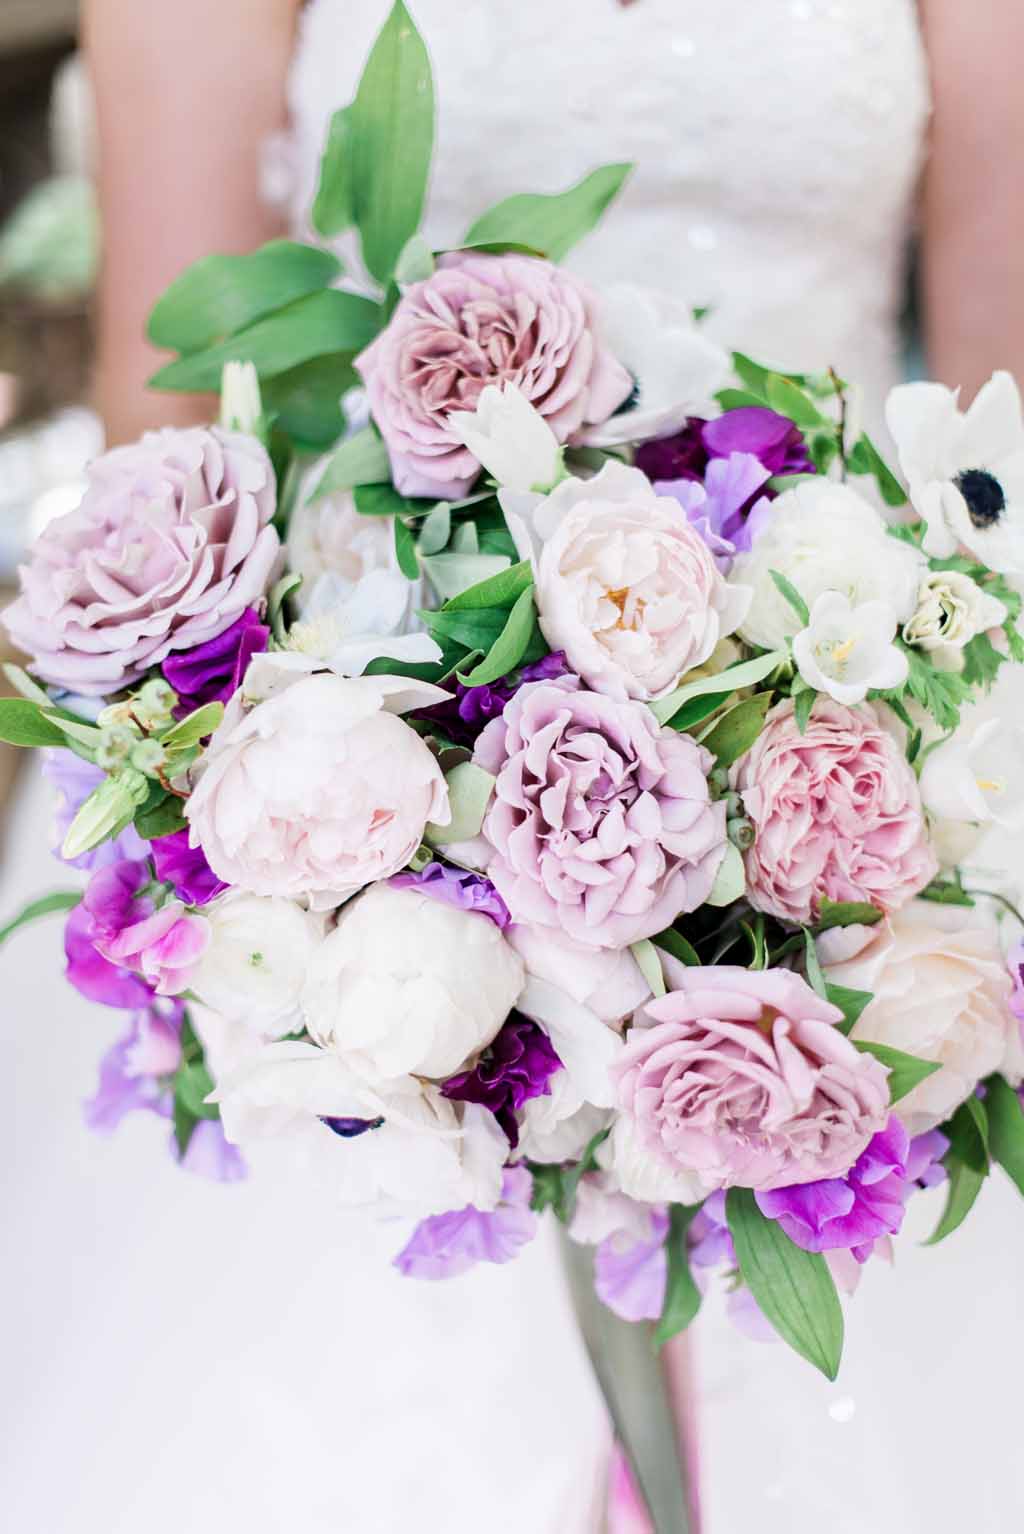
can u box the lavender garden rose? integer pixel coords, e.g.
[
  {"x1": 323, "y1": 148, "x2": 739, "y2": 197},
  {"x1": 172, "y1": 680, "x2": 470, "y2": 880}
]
[
  {"x1": 3, "y1": 427, "x2": 280, "y2": 694},
  {"x1": 474, "y1": 674, "x2": 726, "y2": 949},
  {"x1": 355, "y1": 252, "x2": 632, "y2": 496}
]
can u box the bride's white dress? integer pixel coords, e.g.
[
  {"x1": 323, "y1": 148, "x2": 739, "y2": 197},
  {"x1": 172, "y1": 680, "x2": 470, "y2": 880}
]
[{"x1": 2, "y1": 2, "x2": 1023, "y2": 1530}]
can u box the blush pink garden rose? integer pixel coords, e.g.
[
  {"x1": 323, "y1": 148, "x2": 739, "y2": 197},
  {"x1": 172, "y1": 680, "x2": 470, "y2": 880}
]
[
  {"x1": 502, "y1": 461, "x2": 751, "y2": 701},
  {"x1": 730, "y1": 697, "x2": 937, "y2": 926},
  {"x1": 827, "y1": 901, "x2": 1019, "y2": 1135},
  {"x1": 613, "y1": 966, "x2": 891, "y2": 1192},
  {"x1": 3, "y1": 427, "x2": 280, "y2": 695},
  {"x1": 474, "y1": 675, "x2": 726, "y2": 949},
  {"x1": 354, "y1": 252, "x2": 632, "y2": 497},
  {"x1": 186, "y1": 671, "x2": 450, "y2": 910}
]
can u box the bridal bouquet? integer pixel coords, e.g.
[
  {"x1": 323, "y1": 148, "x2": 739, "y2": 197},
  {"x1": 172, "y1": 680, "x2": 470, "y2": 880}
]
[{"x1": 5, "y1": 2, "x2": 1024, "y2": 1385}]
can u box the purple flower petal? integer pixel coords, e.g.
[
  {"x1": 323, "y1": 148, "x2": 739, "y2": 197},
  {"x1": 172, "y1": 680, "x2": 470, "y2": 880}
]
[
  {"x1": 150, "y1": 829, "x2": 227, "y2": 907},
  {"x1": 440, "y1": 1014, "x2": 561, "y2": 1147},
  {"x1": 176, "y1": 1118, "x2": 248, "y2": 1182},
  {"x1": 389, "y1": 861, "x2": 510, "y2": 929},
  {"x1": 393, "y1": 1167, "x2": 538, "y2": 1279},
  {"x1": 162, "y1": 607, "x2": 269, "y2": 713},
  {"x1": 593, "y1": 1211, "x2": 670, "y2": 1322}
]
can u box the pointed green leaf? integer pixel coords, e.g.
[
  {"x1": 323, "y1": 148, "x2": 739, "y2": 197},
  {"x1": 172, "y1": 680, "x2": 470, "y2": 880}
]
[
  {"x1": 764, "y1": 374, "x2": 830, "y2": 429},
  {"x1": 629, "y1": 939, "x2": 667, "y2": 999},
  {"x1": 700, "y1": 692, "x2": 773, "y2": 768},
  {"x1": 393, "y1": 516, "x2": 420, "y2": 580},
  {"x1": 311, "y1": 105, "x2": 356, "y2": 236},
  {"x1": 852, "y1": 1041, "x2": 941, "y2": 1103},
  {"x1": 847, "y1": 432, "x2": 907, "y2": 507},
  {"x1": 315, "y1": 431, "x2": 392, "y2": 500},
  {"x1": 0, "y1": 890, "x2": 80, "y2": 948},
  {"x1": 926, "y1": 1099, "x2": 989, "y2": 1245},
  {"x1": 726, "y1": 1188, "x2": 844, "y2": 1379},
  {"x1": 824, "y1": 982, "x2": 873, "y2": 1035},
  {"x1": 443, "y1": 559, "x2": 533, "y2": 612},
  {"x1": 261, "y1": 352, "x2": 356, "y2": 450},
  {"x1": 802, "y1": 928, "x2": 828, "y2": 999},
  {"x1": 352, "y1": 479, "x2": 426, "y2": 516},
  {"x1": 653, "y1": 1204, "x2": 703, "y2": 1347},
  {"x1": 652, "y1": 927, "x2": 701, "y2": 968},
  {"x1": 649, "y1": 651, "x2": 787, "y2": 725},
  {"x1": 985, "y1": 1074, "x2": 1024, "y2": 1198},
  {"x1": 456, "y1": 585, "x2": 537, "y2": 686},
  {"x1": 0, "y1": 698, "x2": 68, "y2": 748},
  {"x1": 793, "y1": 684, "x2": 815, "y2": 734},
  {"x1": 161, "y1": 702, "x2": 224, "y2": 750},
  {"x1": 815, "y1": 898, "x2": 884, "y2": 932},
  {"x1": 769, "y1": 568, "x2": 810, "y2": 627},
  {"x1": 463, "y1": 163, "x2": 632, "y2": 261}
]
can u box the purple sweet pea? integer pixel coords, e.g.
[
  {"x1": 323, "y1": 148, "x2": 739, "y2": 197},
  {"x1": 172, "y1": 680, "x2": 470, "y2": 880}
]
[
  {"x1": 655, "y1": 452, "x2": 773, "y2": 567},
  {"x1": 906, "y1": 1128, "x2": 950, "y2": 1190},
  {"x1": 177, "y1": 1118, "x2": 248, "y2": 1182},
  {"x1": 634, "y1": 418, "x2": 711, "y2": 484},
  {"x1": 64, "y1": 886, "x2": 155, "y2": 1010},
  {"x1": 415, "y1": 652, "x2": 570, "y2": 747},
  {"x1": 687, "y1": 1190, "x2": 778, "y2": 1341},
  {"x1": 82, "y1": 1002, "x2": 182, "y2": 1132},
  {"x1": 593, "y1": 1209, "x2": 669, "y2": 1322},
  {"x1": 702, "y1": 406, "x2": 815, "y2": 475},
  {"x1": 755, "y1": 1117, "x2": 911, "y2": 1259},
  {"x1": 41, "y1": 749, "x2": 147, "y2": 870},
  {"x1": 161, "y1": 607, "x2": 269, "y2": 714},
  {"x1": 393, "y1": 1167, "x2": 538, "y2": 1279},
  {"x1": 440, "y1": 1014, "x2": 561, "y2": 1147},
  {"x1": 389, "y1": 861, "x2": 510, "y2": 929},
  {"x1": 150, "y1": 829, "x2": 227, "y2": 906}
]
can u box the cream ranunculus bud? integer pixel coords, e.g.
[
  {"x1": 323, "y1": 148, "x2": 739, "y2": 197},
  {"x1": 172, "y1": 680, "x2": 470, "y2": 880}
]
[
  {"x1": 792, "y1": 590, "x2": 908, "y2": 705},
  {"x1": 903, "y1": 569, "x2": 1007, "y2": 656},
  {"x1": 918, "y1": 717, "x2": 1024, "y2": 829},
  {"x1": 448, "y1": 383, "x2": 563, "y2": 493},
  {"x1": 219, "y1": 361, "x2": 263, "y2": 436},
  {"x1": 300, "y1": 882, "x2": 525, "y2": 1081},
  {"x1": 189, "y1": 892, "x2": 324, "y2": 1036}
]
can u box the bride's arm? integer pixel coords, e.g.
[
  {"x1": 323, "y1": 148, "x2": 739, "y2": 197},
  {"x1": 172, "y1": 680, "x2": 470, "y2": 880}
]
[
  {"x1": 83, "y1": 0, "x2": 302, "y2": 444},
  {"x1": 920, "y1": 0, "x2": 1024, "y2": 394}
]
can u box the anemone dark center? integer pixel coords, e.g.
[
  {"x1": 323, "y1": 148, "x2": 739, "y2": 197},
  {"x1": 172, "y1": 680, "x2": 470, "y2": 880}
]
[
  {"x1": 954, "y1": 468, "x2": 1006, "y2": 529},
  {"x1": 612, "y1": 375, "x2": 641, "y2": 416},
  {"x1": 320, "y1": 1115, "x2": 384, "y2": 1139}
]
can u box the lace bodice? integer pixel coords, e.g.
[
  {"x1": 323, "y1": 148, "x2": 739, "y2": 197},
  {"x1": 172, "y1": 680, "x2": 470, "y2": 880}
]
[{"x1": 286, "y1": 0, "x2": 931, "y2": 412}]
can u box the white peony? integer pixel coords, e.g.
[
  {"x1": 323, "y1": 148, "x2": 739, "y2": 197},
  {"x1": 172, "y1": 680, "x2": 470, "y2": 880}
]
[
  {"x1": 501, "y1": 460, "x2": 751, "y2": 701},
  {"x1": 507, "y1": 924, "x2": 651, "y2": 1028},
  {"x1": 730, "y1": 479, "x2": 925, "y2": 652},
  {"x1": 792, "y1": 590, "x2": 907, "y2": 705},
  {"x1": 448, "y1": 382, "x2": 562, "y2": 492},
  {"x1": 300, "y1": 882, "x2": 524, "y2": 1081},
  {"x1": 826, "y1": 901, "x2": 1015, "y2": 1134},
  {"x1": 286, "y1": 485, "x2": 395, "y2": 610},
  {"x1": 918, "y1": 716, "x2": 1024, "y2": 830},
  {"x1": 903, "y1": 569, "x2": 1007, "y2": 657},
  {"x1": 576, "y1": 283, "x2": 730, "y2": 448},
  {"x1": 886, "y1": 370, "x2": 1024, "y2": 574},
  {"x1": 189, "y1": 892, "x2": 324, "y2": 1037}
]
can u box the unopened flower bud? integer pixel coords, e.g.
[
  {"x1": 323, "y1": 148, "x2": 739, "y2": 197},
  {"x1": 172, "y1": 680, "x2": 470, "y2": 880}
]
[
  {"x1": 61, "y1": 768, "x2": 149, "y2": 861},
  {"x1": 727, "y1": 815, "x2": 755, "y2": 851},
  {"x1": 130, "y1": 738, "x2": 168, "y2": 775}
]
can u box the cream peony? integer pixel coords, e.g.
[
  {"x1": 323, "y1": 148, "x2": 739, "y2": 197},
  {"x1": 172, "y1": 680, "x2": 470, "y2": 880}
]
[
  {"x1": 827, "y1": 901, "x2": 1015, "y2": 1134},
  {"x1": 188, "y1": 892, "x2": 324, "y2": 1037}
]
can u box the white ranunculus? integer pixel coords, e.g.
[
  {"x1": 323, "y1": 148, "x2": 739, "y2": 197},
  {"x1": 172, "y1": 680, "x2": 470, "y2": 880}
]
[
  {"x1": 286, "y1": 567, "x2": 441, "y2": 675},
  {"x1": 219, "y1": 361, "x2": 263, "y2": 436},
  {"x1": 918, "y1": 716, "x2": 1024, "y2": 830},
  {"x1": 903, "y1": 569, "x2": 1007, "y2": 656},
  {"x1": 792, "y1": 590, "x2": 907, "y2": 705},
  {"x1": 189, "y1": 893, "x2": 324, "y2": 1036},
  {"x1": 507, "y1": 924, "x2": 651, "y2": 1027},
  {"x1": 598, "y1": 1113, "x2": 706, "y2": 1204},
  {"x1": 886, "y1": 371, "x2": 1024, "y2": 574},
  {"x1": 576, "y1": 283, "x2": 730, "y2": 448},
  {"x1": 301, "y1": 882, "x2": 524, "y2": 1081},
  {"x1": 826, "y1": 901, "x2": 1015, "y2": 1135},
  {"x1": 501, "y1": 461, "x2": 751, "y2": 701},
  {"x1": 730, "y1": 479, "x2": 926, "y2": 651},
  {"x1": 286, "y1": 485, "x2": 395, "y2": 610},
  {"x1": 448, "y1": 382, "x2": 562, "y2": 493}
]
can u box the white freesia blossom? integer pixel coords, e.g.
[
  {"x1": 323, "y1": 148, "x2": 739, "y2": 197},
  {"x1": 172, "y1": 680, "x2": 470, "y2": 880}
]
[
  {"x1": 919, "y1": 717, "x2": 1024, "y2": 830},
  {"x1": 286, "y1": 485, "x2": 396, "y2": 612},
  {"x1": 219, "y1": 360, "x2": 262, "y2": 435},
  {"x1": 886, "y1": 370, "x2": 1024, "y2": 574},
  {"x1": 189, "y1": 893, "x2": 324, "y2": 1037},
  {"x1": 903, "y1": 569, "x2": 1007, "y2": 655},
  {"x1": 577, "y1": 283, "x2": 730, "y2": 448},
  {"x1": 286, "y1": 567, "x2": 441, "y2": 675},
  {"x1": 448, "y1": 382, "x2": 562, "y2": 492},
  {"x1": 301, "y1": 883, "x2": 524, "y2": 1081},
  {"x1": 731, "y1": 479, "x2": 925, "y2": 651},
  {"x1": 792, "y1": 590, "x2": 907, "y2": 705},
  {"x1": 501, "y1": 461, "x2": 751, "y2": 701}
]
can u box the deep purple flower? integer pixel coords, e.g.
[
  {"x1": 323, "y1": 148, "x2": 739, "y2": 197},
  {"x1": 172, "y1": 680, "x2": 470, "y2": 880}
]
[
  {"x1": 415, "y1": 652, "x2": 570, "y2": 747},
  {"x1": 518, "y1": 651, "x2": 570, "y2": 685},
  {"x1": 440, "y1": 1014, "x2": 561, "y2": 1147},
  {"x1": 177, "y1": 1118, "x2": 248, "y2": 1182},
  {"x1": 702, "y1": 407, "x2": 814, "y2": 475},
  {"x1": 82, "y1": 1003, "x2": 182, "y2": 1132},
  {"x1": 393, "y1": 1167, "x2": 538, "y2": 1279},
  {"x1": 635, "y1": 418, "x2": 710, "y2": 483},
  {"x1": 161, "y1": 607, "x2": 269, "y2": 714},
  {"x1": 389, "y1": 860, "x2": 510, "y2": 929},
  {"x1": 150, "y1": 829, "x2": 227, "y2": 906},
  {"x1": 593, "y1": 1210, "x2": 669, "y2": 1322},
  {"x1": 756, "y1": 1117, "x2": 911, "y2": 1259},
  {"x1": 41, "y1": 749, "x2": 147, "y2": 870}
]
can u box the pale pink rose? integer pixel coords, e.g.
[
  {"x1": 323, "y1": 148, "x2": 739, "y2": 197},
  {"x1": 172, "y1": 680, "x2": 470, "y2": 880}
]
[
  {"x1": 827, "y1": 901, "x2": 1016, "y2": 1134},
  {"x1": 513, "y1": 462, "x2": 751, "y2": 701},
  {"x1": 475, "y1": 675, "x2": 726, "y2": 949},
  {"x1": 730, "y1": 698, "x2": 937, "y2": 926},
  {"x1": 3, "y1": 427, "x2": 279, "y2": 694},
  {"x1": 186, "y1": 673, "x2": 450, "y2": 910},
  {"x1": 98, "y1": 903, "x2": 210, "y2": 997},
  {"x1": 354, "y1": 252, "x2": 632, "y2": 497},
  {"x1": 614, "y1": 966, "x2": 891, "y2": 1192},
  {"x1": 507, "y1": 924, "x2": 651, "y2": 1027}
]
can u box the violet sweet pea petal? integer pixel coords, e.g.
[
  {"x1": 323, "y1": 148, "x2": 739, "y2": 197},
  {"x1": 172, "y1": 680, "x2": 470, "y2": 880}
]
[
  {"x1": 441, "y1": 1014, "x2": 561, "y2": 1146},
  {"x1": 393, "y1": 1167, "x2": 538, "y2": 1279},
  {"x1": 64, "y1": 902, "x2": 154, "y2": 1010},
  {"x1": 702, "y1": 406, "x2": 814, "y2": 475},
  {"x1": 162, "y1": 606, "x2": 269, "y2": 712},
  {"x1": 593, "y1": 1211, "x2": 670, "y2": 1322},
  {"x1": 150, "y1": 829, "x2": 227, "y2": 906},
  {"x1": 390, "y1": 861, "x2": 510, "y2": 929}
]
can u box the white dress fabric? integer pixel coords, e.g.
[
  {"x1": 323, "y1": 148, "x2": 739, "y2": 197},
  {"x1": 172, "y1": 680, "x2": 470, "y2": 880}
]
[{"x1": 2, "y1": 3, "x2": 1024, "y2": 1532}]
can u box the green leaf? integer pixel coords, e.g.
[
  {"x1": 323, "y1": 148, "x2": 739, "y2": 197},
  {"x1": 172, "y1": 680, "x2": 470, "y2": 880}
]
[
  {"x1": 393, "y1": 517, "x2": 420, "y2": 580},
  {"x1": 700, "y1": 692, "x2": 772, "y2": 769},
  {"x1": 917, "y1": 875, "x2": 976, "y2": 908},
  {"x1": 422, "y1": 552, "x2": 512, "y2": 603},
  {"x1": 715, "y1": 387, "x2": 769, "y2": 412},
  {"x1": 394, "y1": 232, "x2": 435, "y2": 285},
  {"x1": 824, "y1": 982, "x2": 873, "y2": 1035},
  {"x1": 984, "y1": 1074, "x2": 1024, "y2": 1198},
  {"x1": 960, "y1": 631, "x2": 1004, "y2": 691},
  {"x1": 653, "y1": 1205, "x2": 703, "y2": 1347},
  {"x1": 149, "y1": 290, "x2": 380, "y2": 393},
  {"x1": 443, "y1": 559, "x2": 533, "y2": 612},
  {"x1": 0, "y1": 698, "x2": 68, "y2": 748},
  {"x1": 329, "y1": 1, "x2": 435, "y2": 283},
  {"x1": 417, "y1": 501, "x2": 451, "y2": 556},
  {"x1": 462, "y1": 163, "x2": 632, "y2": 261},
  {"x1": 161, "y1": 702, "x2": 224, "y2": 750},
  {"x1": 707, "y1": 841, "x2": 746, "y2": 907},
  {"x1": 629, "y1": 938, "x2": 667, "y2": 998},
  {"x1": 311, "y1": 105, "x2": 356, "y2": 237},
  {"x1": 421, "y1": 606, "x2": 508, "y2": 653},
  {"x1": 261, "y1": 352, "x2": 356, "y2": 450},
  {"x1": 814, "y1": 898, "x2": 884, "y2": 932},
  {"x1": 846, "y1": 433, "x2": 907, "y2": 507},
  {"x1": 802, "y1": 928, "x2": 828, "y2": 999},
  {"x1": 769, "y1": 568, "x2": 810, "y2": 627},
  {"x1": 425, "y1": 761, "x2": 494, "y2": 844},
  {"x1": 173, "y1": 1094, "x2": 200, "y2": 1159},
  {"x1": 853, "y1": 1041, "x2": 941, "y2": 1104},
  {"x1": 0, "y1": 890, "x2": 80, "y2": 948},
  {"x1": 651, "y1": 927, "x2": 701, "y2": 968},
  {"x1": 456, "y1": 585, "x2": 537, "y2": 686},
  {"x1": 649, "y1": 650, "x2": 788, "y2": 725},
  {"x1": 793, "y1": 685, "x2": 815, "y2": 734},
  {"x1": 41, "y1": 713, "x2": 102, "y2": 751},
  {"x1": 147, "y1": 240, "x2": 341, "y2": 356},
  {"x1": 731, "y1": 352, "x2": 812, "y2": 397},
  {"x1": 926, "y1": 1099, "x2": 989, "y2": 1245},
  {"x1": 884, "y1": 643, "x2": 970, "y2": 734},
  {"x1": 726, "y1": 1187, "x2": 844, "y2": 1379},
  {"x1": 134, "y1": 792, "x2": 187, "y2": 841},
  {"x1": 764, "y1": 374, "x2": 830, "y2": 430},
  {"x1": 315, "y1": 432, "x2": 392, "y2": 501},
  {"x1": 352, "y1": 480, "x2": 427, "y2": 518},
  {"x1": 662, "y1": 692, "x2": 731, "y2": 733}
]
